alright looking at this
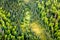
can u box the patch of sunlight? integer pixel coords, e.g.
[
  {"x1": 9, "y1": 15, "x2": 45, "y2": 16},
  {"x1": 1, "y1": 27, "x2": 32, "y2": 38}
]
[
  {"x1": 30, "y1": 22, "x2": 41, "y2": 35},
  {"x1": 30, "y1": 22, "x2": 47, "y2": 40},
  {"x1": 30, "y1": 22, "x2": 52, "y2": 40}
]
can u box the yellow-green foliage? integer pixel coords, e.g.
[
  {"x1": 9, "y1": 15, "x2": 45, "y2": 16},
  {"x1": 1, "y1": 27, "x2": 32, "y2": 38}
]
[
  {"x1": 0, "y1": 0, "x2": 60, "y2": 40},
  {"x1": 0, "y1": 7, "x2": 19, "y2": 40}
]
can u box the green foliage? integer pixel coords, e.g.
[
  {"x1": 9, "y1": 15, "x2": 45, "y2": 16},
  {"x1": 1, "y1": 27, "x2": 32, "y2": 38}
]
[
  {"x1": 0, "y1": 7, "x2": 24, "y2": 40},
  {"x1": 0, "y1": 0, "x2": 60, "y2": 40}
]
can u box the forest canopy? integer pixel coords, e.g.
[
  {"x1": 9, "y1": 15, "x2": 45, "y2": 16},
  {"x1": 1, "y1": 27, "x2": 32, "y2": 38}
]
[{"x1": 0, "y1": 0, "x2": 60, "y2": 40}]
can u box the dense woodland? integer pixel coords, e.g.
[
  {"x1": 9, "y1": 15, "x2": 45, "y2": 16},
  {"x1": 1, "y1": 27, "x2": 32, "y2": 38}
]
[{"x1": 0, "y1": 0, "x2": 60, "y2": 40}]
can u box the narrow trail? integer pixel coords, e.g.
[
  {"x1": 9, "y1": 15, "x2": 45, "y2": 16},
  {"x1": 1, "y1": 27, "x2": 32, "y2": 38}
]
[{"x1": 30, "y1": 22, "x2": 52, "y2": 40}]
